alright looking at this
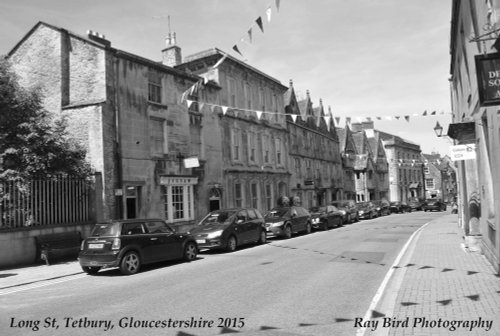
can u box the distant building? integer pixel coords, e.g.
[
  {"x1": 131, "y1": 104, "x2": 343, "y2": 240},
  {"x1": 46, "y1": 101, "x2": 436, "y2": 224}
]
[
  {"x1": 336, "y1": 126, "x2": 357, "y2": 200},
  {"x1": 284, "y1": 84, "x2": 342, "y2": 208}
]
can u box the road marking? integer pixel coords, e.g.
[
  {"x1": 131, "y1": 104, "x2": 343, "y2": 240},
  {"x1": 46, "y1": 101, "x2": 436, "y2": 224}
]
[
  {"x1": 0, "y1": 273, "x2": 87, "y2": 296},
  {"x1": 356, "y1": 222, "x2": 429, "y2": 336}
]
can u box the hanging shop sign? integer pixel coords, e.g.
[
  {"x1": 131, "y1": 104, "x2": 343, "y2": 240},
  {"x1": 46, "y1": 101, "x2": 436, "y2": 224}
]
[
  {"x1": 450, "y1": 144, "x2": 476, "y2": 161},
  {"x1": 475, "y1": 53, "x2": 500, "y2": 106}
]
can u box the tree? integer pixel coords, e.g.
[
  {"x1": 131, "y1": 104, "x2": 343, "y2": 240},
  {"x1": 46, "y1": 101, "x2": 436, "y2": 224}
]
[{"x1": 0, "y1": 58, "x2": 91, "y2": 182}]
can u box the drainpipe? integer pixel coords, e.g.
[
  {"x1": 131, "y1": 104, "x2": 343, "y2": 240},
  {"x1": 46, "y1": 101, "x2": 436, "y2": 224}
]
[{"x1": 113, "y1": 57, "x2": 124, "y2": 219}]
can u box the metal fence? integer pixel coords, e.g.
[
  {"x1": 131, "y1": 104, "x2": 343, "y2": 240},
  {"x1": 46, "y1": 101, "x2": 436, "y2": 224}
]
[{"x1": 0, "y1": 177, "x2": 93, "y2": 230}]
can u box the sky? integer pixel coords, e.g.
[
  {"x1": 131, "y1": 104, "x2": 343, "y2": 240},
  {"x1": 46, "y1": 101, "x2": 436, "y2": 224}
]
[{"x1": 0, "y1": 0, "x2": 453, "y2": 155}]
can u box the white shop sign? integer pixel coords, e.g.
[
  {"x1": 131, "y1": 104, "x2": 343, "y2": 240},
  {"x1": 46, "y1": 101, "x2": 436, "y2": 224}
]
[{"x1": 450, "y1": 144, "x2": 476, "y2": 161}]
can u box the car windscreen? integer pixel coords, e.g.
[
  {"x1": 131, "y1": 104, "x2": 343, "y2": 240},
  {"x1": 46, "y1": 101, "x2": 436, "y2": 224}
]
[
  {"x1": 90, "y1": 223, "x2": 120, "y2": 237},
  {"x1": 199, "y1": 211, "x2": 236, "y2": 225},
  {"x1": 265, "y1": 208, "x2": 289, "y2": 218}
]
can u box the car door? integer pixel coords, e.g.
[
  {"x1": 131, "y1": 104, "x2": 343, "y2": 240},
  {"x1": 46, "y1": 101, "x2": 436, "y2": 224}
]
[
  {"x1": 121, "y1": 222, "x2": 152, "y2": 262},
  {"x1": 246, "y1": 209, "x2": 261, "y2": 242},
  {"x1": 234, "y1": 210, "x2": 250, "y2": 243},
  {"x1": 144, "y1": 220, "x2": 181, "y2": 261}
]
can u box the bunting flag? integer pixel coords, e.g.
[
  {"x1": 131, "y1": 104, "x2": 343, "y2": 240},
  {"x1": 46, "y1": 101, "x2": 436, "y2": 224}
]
[
  {"x1": 276, "y1": 0, "x2": 281, "y2": 12},
  {"x1": 266, "y1": 7, "x2": 272, "y2": 22},
  {"x1": 247, "y1": 28, "x2": 253, "y2": 43},
  {"x1": 335, "y1": 117, "x2": 341, "y2": 125},
  {"x1": 423, "y1": 110, "x2": 428, "y2": 116},
  {"x1": 431, "y1": 111, "x2": 436, "y2": 115},
  {"x1": 221, "y1": 106, "x2": 228, "y2": 115},
  {"x1": 291, "y1": 114, "x2": 298, "y2": 123},
  {"x1": 232, "y1": 45, "x2": 243, "y2": 56},
  {"x1": 256, "y1": 17, "x2": 264, "y2": 32},
  {"x1": 186, "y1": 99, "x2": 194, "y2": 109},
  {"x1": 405, "y1": 116, "x2": 410, "y2": 122},
  {"x1": 346, "y1": 117, "x2": 352, "y2": 125},
  {"x1": 256, "y1": 111, "x2": 263, "y2": 120}
]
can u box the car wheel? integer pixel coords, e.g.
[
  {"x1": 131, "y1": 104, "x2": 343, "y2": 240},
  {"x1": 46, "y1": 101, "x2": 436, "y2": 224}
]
[
  {"x1": 284, "y1": 225, "x2": 292, "y2": 239},
  {"x1": 305, "y1": 222, "x2": 312, "y2": 234},
  {"x1": 120, "y1": 251, "x2": 141, "y2": 275},
  {"x1": 82, "y1": 266, "x2": 101, "y2": 275},
  {"x1": 225, "y1": 235, "x2": 237, "y2": 252},
  {"x1": 258, "y1": 230, "x2": 267, "y2": 244},
  {"x1": 183, "y1": 242, "x2": 198, "y2": 261}
]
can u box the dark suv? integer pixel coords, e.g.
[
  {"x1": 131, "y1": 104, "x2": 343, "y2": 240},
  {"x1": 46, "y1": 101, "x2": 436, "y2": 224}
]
[
  {"x1": 79, "y1": 219, "x2": 198, "y2": 275},
  {"x1": 264, "y1": 206, "x2": 312, "y2": 239}
]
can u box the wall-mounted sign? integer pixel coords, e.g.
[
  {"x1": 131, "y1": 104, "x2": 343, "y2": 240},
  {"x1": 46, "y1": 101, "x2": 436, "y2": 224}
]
[
  {"x1": 450, "y1": 144, "x2": 476, "y2": 161},
  {"x1": 183, "y1": 156, "x2": 200, "y2": 168},
  {"x1": 475, "y1": 53, "x2": 500, "y2": 106}
]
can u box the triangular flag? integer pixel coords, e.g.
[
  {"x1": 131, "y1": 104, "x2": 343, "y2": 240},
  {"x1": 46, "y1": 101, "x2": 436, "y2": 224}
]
[
  {"x1": 323, "y1": 116, "x2": 331, "y2": 127},
  {"x1": 256, "y1": 17, "x2": 264, "y2": 32},
  {"x1": 247, "y1": 28, "x2": 253, "y2": 43},
  {"x1": 395, "y1": 116, "x2": 401, "y2": 120},
  {"x1": 221, "y1": 106, "x2": 228, "y2": 115},
  {"x1": 275, "y1": 0, "x2": 281, "y2": 12},
  {"x1": 199, "y1": 102, "x2": 205, "y2": 111},
  {"x1": 186, "y1": 99, "x2": 194, "y2": 108},
  {"x1": 376, "y1": 116, "x2": 382, "y2": 120},
  {"x1": 232, "y1": 44, "x2": 243, "y2": 56},
  {"x1": 266, "y1": 7, "x2": 272, "y2": 22},
  {"x1": 291, "y1": 114, "x2": 298, "y2": 123},
  {"x1": 423, "y1": 110, "x2": 428, "y2": 116},
  {"x1": 346, "y1": 117, "x2": 351, "y2": 125},
  {"x1": 256, "y1": 111, "x2": 262, "y2": 120},
  {"x1": 404, "y1": 116, "x2": 410, "y2": 122},
  {"x1": 431, "y1": 111, "x2": 436, "y2": 115},
  {"x1": 335, "y1": 117, "x2": 341, "y2": 125}
]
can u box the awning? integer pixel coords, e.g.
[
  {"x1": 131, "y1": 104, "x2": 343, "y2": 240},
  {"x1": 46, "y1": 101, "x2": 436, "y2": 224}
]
[
  {"x1": 447, "y1": 122, "x2": 475, "y2": 144},
  {"x1": 409, "y1": 183, "x2": 419, "y2": 189}
]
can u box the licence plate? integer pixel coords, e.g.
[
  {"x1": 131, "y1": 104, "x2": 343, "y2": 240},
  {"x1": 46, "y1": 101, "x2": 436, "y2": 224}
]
[
  {"x1": 196, "y1": 239, "x2": 206, "y2": 244},
  {"x1": 88, "y1": 243, "x2": 104, "y2": 249}
]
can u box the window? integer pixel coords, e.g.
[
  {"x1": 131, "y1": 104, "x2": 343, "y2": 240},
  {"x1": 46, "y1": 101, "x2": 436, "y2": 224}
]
[
  {"x1": 148, "y1": 71, "x2": 162, "y2": 103},
  {"x1": 262, "y1": 134, "x2": 270, "y2": 164},
  {"x1": 150, "y1": 118, "x2": 166, "y2": 156},
  {"x1": 227, "y1": 77, "x2": 236, "y2": 107},
  {"x1": 295, "y1": 158, "x2": 301, "y2": 177},
  {"x1": 122, "y1": 222, "x2": 144, "y2": 235},
  {"x1": 244, "y1": 83, "x2": 251, "y2": 109},
  {"x1": 275, "y1": 138, "x2": 282, "y2": 165},
  {"x1": 265, "y1": 184, "x2": 273, "y2": 211},
  {"x1": 235, "y1": 183, "x2": 243, "y2": 207},
  {"x1": 163, "y1": 184, "x2": 194, "y2": 223},
  {"x1": 248, "y1": 132, "x2": 257, "y2": 163},
  {"x1": 423, "y1": 166, "x2": 430, "y2": 174},
  {"x1": 232, "y1": 129, "x2": 241, "y2": 161},
  {"x1": 251, "y1": 182, "x2": 259, "y2": 209},
  {"x1": 425, "y1": 178, "x2": 435, "y2": 189},
  {"x1": 145, "y1": 221, "x2": 173, "y2": 234}
]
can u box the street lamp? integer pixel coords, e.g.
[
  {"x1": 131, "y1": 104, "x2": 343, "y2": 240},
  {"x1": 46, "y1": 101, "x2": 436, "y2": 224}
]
[{"x1": 433, "y1": 121, "x2": 444, "y2": 137}]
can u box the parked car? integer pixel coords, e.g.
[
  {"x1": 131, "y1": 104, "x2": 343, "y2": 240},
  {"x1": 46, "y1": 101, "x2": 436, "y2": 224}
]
[
  {"x1": 78, "y1": 219, "x2": 198, "y2": 275},
  {"x1": 423, "y1": 199, "x2": 447, "y2": 212},
  {"x1": 309, "y1": 205, "x2": 344, "y2": 230},
  {"x1": 331, "y1": 200, "x2": 359, "y2": 223},
  {"x1": 357, "y1": 202, "x2": 378, "y2": 219},
  {"x1": 408, "y1": 199, "x2": 424, "y2": 211},
  {"x1": 189, "y1": 208, "x2": 266, "y2": 252},
  {"x1": 389, "y1": 201, "x2": 411, "y2": 213},
  {"x1": 373, "y1": 200, "x2": 391, "y2": 216},
  {"x1": 264, "y1": 206, "x2": 312, "y2": 238}
]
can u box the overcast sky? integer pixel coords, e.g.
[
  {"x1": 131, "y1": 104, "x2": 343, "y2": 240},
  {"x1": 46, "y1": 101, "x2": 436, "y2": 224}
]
[{"x1": 0, "y1": 0, "x2": 453, "y2": 155}]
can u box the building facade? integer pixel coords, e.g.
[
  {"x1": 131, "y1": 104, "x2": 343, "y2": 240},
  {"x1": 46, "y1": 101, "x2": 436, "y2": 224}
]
[
  {"x1": 283, "y1": 85, "x2": 342, "y2": 209},
  {"x1": 336, "y1": 126, "x2": 358, "y2": 201},
  {"x1": 8, "y1": 22, "x2": 220, "y2": 231},
  {"x1": 449, "y1": 0, "x2": 500, "y2": 272},
  {"x1": 176, "y1": 48, "x2": 290, "y2": 214}
]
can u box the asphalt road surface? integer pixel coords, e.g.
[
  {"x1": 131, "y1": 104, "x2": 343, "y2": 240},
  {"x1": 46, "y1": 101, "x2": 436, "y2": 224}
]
[{"x1": 2, "y1": 211, "x2": 448, "y2": 336}]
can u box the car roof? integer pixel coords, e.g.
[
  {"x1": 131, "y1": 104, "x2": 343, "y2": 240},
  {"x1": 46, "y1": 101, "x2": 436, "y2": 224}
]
[{"x1": 97, "y1": 218, "x2": 165, "y2": 224}]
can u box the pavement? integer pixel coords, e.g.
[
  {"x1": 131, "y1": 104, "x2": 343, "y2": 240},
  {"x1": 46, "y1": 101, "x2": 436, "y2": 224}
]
[{"x1": 1, "y1": 213, "x2": 500, "y2": 336}]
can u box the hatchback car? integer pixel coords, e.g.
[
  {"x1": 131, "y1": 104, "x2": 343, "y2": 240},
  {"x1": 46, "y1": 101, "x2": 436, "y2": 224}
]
[
  {"x1": 408, "y1": 199, "x2": 424, "y2": 211},
  {"x1": 309, "y1": 205, "x2": 343, "y2": 230},
  {"x1": 373, "y1": 200, "x2": 391, "y2": 216},
  {"x1": 264, "y1": 206, "x2": 312, "y2": 238},
  {"x1": 357, "y1": 202, "x2": 378, "y2": 219},
  {"x1": 79, "y1": 219, "x2": 198, "y2": 275},
  {"x1": 189, "y1": 208, "x2": 266, "y2": 252},
  {"x1": 331, "y1": 200, "x2": 359, "y2": 223},
  {"x1": 423, "y1": 199, "x2": 447, "y2": 212}
]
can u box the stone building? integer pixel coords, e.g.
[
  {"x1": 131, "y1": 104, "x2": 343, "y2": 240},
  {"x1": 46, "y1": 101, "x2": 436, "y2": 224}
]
[
  {"x1": 449, "y1": 0, "x2": 500, "y2": 272},
  {"x1": 336, "y1": 125, "x2": 358, "y2": 201},
  {"x1": 176, "y1": 48, "x2": 290, "y2": 214},
  {"x1": 351, "y1": 122, "x2": 390, "y2": 202},
  {"x1": 7, "y1": 22, "x2": 220, "y2": 231},
  {"x1": 378, "y1": 131, "x2": 424, "y2": 203},
  {"x1": 283, "y1": 84, "x2": 342, "y2": 209}
]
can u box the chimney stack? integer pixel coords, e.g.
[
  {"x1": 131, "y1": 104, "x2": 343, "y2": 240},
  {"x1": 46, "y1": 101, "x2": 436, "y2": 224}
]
[{"x1": 162, "y1": 32, "x2": 182, "y2": 67}]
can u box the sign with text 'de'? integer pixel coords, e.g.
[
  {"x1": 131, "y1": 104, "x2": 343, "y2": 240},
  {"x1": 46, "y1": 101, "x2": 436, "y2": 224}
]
[
  {"x1": 450, "y1": 144, "x2": 476, "y2": 161},
  {"x1": 475, "y1": 53, "x2": 500, "y2": 106}
]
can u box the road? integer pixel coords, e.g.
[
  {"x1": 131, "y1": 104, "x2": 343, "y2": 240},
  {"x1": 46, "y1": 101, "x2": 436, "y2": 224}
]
[{"x1": 2, "y1": 211, "x2": 447, "y2": 336}]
